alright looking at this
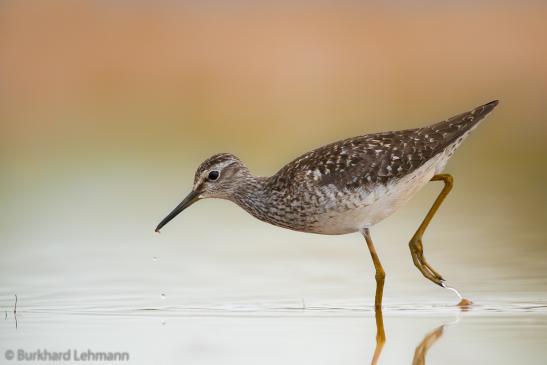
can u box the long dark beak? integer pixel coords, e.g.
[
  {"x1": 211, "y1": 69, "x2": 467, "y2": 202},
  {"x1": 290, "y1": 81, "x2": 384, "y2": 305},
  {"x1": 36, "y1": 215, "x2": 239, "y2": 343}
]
[{"x1": 155, "y1": 190, "x2": 200, "y2": 232}]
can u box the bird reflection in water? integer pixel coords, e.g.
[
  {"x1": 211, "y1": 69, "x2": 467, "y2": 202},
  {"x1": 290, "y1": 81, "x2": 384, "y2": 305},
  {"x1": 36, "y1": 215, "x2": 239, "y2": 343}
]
[
  {"x1": 411, "y1": 324, "x2": 445, "y2": 365},
  {"x1": 370, "y1": 306, "x2": 450, "y2": 365},
  {"x1": 371, "y1": 306, "x2": 386, "y2": 365}
]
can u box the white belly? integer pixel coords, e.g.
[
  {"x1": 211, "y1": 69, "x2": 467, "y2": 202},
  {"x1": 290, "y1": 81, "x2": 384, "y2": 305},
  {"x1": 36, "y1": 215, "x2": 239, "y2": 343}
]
[{"x1": 312, "y1": 153, "x2": 447, "y2": 235}]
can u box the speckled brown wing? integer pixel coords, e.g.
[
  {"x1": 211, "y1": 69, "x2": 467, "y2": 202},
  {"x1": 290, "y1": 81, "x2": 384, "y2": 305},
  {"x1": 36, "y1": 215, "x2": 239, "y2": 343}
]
[{"x1": 271, "y1": 100, "x2": 498, "y2": 191}]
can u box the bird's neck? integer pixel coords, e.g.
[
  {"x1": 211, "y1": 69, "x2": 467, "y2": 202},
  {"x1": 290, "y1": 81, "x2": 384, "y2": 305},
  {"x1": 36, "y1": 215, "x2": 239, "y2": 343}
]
[{"x1": 230, "y1": 175, "x2": 274, "y2": 223}]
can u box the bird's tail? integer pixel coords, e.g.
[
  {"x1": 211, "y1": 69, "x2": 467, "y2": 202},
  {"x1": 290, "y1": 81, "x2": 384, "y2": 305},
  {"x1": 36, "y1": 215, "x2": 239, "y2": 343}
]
[{"x1": 418, "y1": 100, "x2": 499, "y2": 158}]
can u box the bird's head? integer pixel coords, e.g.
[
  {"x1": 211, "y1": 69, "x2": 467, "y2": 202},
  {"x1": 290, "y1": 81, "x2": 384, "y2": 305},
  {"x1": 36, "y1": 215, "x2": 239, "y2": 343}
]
[{"x1": 155, "y1": 153, "x2": 249, "y2": 232}]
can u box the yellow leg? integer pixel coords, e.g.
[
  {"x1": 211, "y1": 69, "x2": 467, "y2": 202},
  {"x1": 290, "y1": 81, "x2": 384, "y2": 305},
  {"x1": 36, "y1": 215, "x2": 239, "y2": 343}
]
[
  {"x1": 371, "y1": 306, "x2": 386, "y2": 365},
  {"x1": 362, "y1": 228, "x2": 385, "y2": 309},
  {"x1": 409, "y1": 174, "x2": 471, "y2": 306},
  {"x1": 412, "y1": 325, "x2": 444, "y2": 365}
]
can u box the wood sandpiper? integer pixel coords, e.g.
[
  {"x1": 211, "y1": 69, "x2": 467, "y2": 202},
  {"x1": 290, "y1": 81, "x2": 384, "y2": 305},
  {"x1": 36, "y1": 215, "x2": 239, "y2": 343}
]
[{"x1": 156, "y1": 100, "x2": 499, "y2": 308}]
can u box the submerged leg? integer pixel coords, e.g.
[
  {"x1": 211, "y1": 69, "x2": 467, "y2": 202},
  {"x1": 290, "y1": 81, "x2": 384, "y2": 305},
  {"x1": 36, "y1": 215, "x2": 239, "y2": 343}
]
[
  {"x1": 409, "y1": 174, "x2": 471, "y2": 305},
  {"x1": 371, "y1": 306, "x2": 386, "y2": 365},
  {"x1": 412, "y1": 325, "x2": 444, "y2": 365},
  {"x1": 362, "y1": 228, "x2": 386, "y2": 309}
]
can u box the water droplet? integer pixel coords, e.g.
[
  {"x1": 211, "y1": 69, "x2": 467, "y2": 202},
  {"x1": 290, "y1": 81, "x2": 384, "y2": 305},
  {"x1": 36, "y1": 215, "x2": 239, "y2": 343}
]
[
  {"x1": 152, "y1": 256, "x2": 158, "y2": 262},
  {"x1": 160, "y1": 293, "x2": 166, "y2": 300},
  {"x1": 161, "y1": 320, "x2": 166, "y2": 326}
]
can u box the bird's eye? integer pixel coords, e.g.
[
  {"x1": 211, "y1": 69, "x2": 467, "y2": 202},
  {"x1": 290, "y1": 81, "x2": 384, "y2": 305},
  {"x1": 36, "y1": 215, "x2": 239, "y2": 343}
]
[{"x1": 208, "y1": 170, "x2": 220, "y2": 181}]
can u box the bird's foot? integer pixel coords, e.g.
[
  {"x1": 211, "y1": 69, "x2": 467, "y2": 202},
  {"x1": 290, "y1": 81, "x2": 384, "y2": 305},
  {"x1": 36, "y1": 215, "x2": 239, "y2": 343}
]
[
  {"x1": 457, "y1": 298, "x2": 473, "y2": 307},
  {"x1": 441, "y1": 281, "x2": 473, "y2": 307}
]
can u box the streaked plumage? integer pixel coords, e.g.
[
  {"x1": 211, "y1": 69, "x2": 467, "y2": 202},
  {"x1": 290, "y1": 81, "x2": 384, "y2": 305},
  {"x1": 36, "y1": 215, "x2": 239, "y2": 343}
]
[
  {"x1": 155, "y1": 100, "x2": 499, "y2": 307},
  {"x1": 175, "y1": 100, "x2": 497, "y2": 235}
]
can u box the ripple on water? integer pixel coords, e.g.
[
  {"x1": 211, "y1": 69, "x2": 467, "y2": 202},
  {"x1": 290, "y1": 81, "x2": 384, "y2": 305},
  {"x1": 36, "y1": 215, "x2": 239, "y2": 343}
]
[{"x1": 5, "y1": 298, "x2": 546, "y2": 319}]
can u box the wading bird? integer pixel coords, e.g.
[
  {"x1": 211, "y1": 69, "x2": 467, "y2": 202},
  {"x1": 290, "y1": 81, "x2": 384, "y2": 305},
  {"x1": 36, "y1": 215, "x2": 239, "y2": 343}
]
[{"x1": 156, "y1": 100, "x2": 499, "y2": 308}]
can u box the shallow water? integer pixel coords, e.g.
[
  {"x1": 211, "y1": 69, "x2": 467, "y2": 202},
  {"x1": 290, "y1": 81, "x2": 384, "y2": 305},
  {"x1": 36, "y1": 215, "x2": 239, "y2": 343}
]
[
  {"x1": 2, "y1": 236, "x2": 547, "y2": 365},
  {"x1": 1, "y1": 295, "x2": 547, "y2": 365}
]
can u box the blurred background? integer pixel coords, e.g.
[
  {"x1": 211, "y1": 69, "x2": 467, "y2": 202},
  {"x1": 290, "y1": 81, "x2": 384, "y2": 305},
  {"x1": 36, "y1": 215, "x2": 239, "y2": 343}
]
[{"x1": 1, "y1": 1, "x2": 546, "y2": 364}]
